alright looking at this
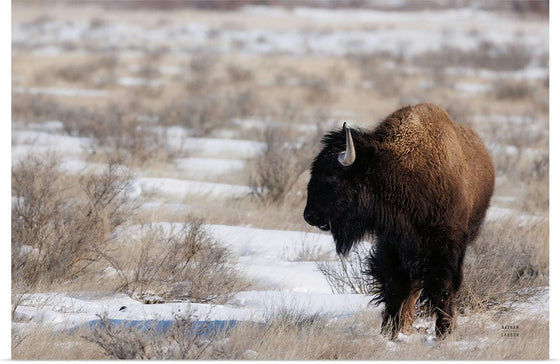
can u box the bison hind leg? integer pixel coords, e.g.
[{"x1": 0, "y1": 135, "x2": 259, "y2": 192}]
[{"x1": 421, "y1": 243, "x2": 467, "y2": 338}]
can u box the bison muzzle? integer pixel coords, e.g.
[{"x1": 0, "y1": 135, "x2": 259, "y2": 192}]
[{"x1": 304, "y1": 103, "x2": 494, "y2": 339}]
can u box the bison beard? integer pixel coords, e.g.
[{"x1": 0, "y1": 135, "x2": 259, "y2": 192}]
[{"x1": 303, "y1": 103, "x2": 494, "y2": 339}]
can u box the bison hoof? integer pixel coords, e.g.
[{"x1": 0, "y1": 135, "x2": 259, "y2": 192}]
[{"x1": 435, "y1": 323, "x2": 453, "y2": 339}]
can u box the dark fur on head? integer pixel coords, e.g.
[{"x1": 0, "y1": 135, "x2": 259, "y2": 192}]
[
  {"x1": 304, "y1": 103, "x2": 494, "y2": 338},
  {"x1": 304, "y1": 127, "x2": 377, "y2": 255}
]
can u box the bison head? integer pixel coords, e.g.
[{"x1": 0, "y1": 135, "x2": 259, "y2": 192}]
[{"x1": 303, "y1": 123, "x2": 372, "y2": 256}]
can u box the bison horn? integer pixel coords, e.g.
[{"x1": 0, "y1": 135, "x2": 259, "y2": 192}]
[{"x1": 338, "y1": 122, "x2": 356, "y2": 166}]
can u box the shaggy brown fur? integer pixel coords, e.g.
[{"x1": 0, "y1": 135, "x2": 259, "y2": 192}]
[{"x1": 304, "y1": 103, "x2": 494, "y2": 338}]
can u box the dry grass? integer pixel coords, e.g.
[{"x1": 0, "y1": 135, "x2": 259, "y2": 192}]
[
  {"x1": 284, "y1": 237, "x2": 333, "y2": 262},
  {"x1": 12, "y1": 94, "x2": 75, "y2": 124},
  {"x1": 458, "y1": 218, "x2": 548, "y2": 312},
  {"x1": 221, "y1": 313, "x2": 356, "y2": 360},
  {"x1": 248, "y1": 126, "x2": 308, "y2": 203},
  {"x1": 414, "y1": 42, "x2": 533, "y2": 72},
  {"x1": 114, "y1": 221, "x2": 250, "y2": 304},
  {"x1": 12, "y1": 306, "x2": 549, "y2": 360},
  {"x1": 317, "y1": 242, "x2": 372, "y2": 294},
  {"x1": 34, "y1": 54, "x2": 118, "y2": 86},
  {"x1": 248, "y1": 125, "x2": 322, "y2": 205},
  {"x1": 492, "y1": 78, "x2": 533, "y2": 100},
  {"x1": 12, "y1": 153, "x2": 135, "y2": 290},
  {"x1": 12, "y1": 326, "x2": 105, "y2": 360},
  {"x1": 210, "y1": 307, "x2": 548, "y2": 360}
]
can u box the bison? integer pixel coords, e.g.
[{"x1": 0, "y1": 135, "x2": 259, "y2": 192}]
[{"x1": 303, "y1": 103, "x2": 494, "y2": 339}]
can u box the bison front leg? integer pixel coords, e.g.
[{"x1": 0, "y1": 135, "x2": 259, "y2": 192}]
[
  {"x1": 380, "y1": 284, "x2": 421, "y2": 339},
  {"x1": 399, "y1": 286, "x2": 422, "y2": 334},
  {"x1": 369, "y1": 243, "x2": 416, "y2": 340}
]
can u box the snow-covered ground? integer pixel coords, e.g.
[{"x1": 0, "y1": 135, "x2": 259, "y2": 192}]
[
  {"x1": 12, "y1": 216, "x2": 549, "y2": 342},
  {"x1": 13, "y1": 290, "x2": 374, "y2": 334},
  {"x1": 13, "y1": 219, "x2": 375, "y2": 333}
]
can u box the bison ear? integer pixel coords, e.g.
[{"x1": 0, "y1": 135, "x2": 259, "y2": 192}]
[{"x1": 338, "y1": 122, "x2": 356, "y2": 167}]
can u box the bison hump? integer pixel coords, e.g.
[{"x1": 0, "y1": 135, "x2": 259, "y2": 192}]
[{"x1": 377, "y1": 103, "x2": 462, "y2": 171}]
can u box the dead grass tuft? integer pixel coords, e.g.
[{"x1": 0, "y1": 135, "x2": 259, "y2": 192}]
[
  {"x1": 12, "y1": 325, "x2": 104, "y2": 360},
  {"x1": 317, "y1": 242, "x2": 372, "y2": 294},
  {"x1": 219, "y1": 312, "x2": 362, "y2": 360},
  {"x1": 226, "y1": 63, "x2": 254, "y2": 83},
  {"x1": 248, "y1": 126, "x2": 318, "y2": 204},
  {"x1": 12, "y1": 153, "x2": 136, "y2": 289},
  {"x1": 414, "y1": 42, "x2": 532, "y2": 71},
  {"x1": 159, "y1": 90, "x2": 260, "y2": 136},
  {"x1": 35, "y1": 54, "x2": 118, "y2": 86},
  {"x1": 116, "y1": 220, "x2": 249, "y2": 304},
  {"x1": 12, "y1": 94, "x2": 72, "y2": 124},
  {"x1": 492, "y1": 79, "x2": 533, "y2": 100},
  {"x1": 84, "y1": 311, "x2": 215, "y2": 359}
]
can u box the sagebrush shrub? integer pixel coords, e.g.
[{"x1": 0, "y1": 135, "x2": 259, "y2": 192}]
[
  {"x1": 248, "y1": 126, "x2": 315, "y2": 204},
  {"x1": 121, "y1": 220, "x2": 247, "y2": 304},
  {"x1": 12, "y1": 153, "x2": 135, "y2": 288}
]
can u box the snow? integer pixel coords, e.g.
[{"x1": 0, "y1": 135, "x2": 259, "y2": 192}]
[
  {"x1": 25, "y1": 120, "x2": 65, "y2": 131},
  {"x1": 123, "y1": 179, "x2": 142, "y2": 199},
  {"x1": 14, "y1": 290, "x2": 374, "y2": 334},
  {"x1": 138, "y1": 177, "x2": 252, "y2": 199},
  {"x1": 12, "y1": 86, "x2": 109, "y2": 97},
  {"x1": 473, "y1": 114, "x2": 539, "y2": 125},
  {"x1": 454, "y1": 82, "x2": 491, "y2": 94},
  {"x1": 486, "y1": 206, "x2": 546, "y2": 225},
  {"x1": 117, "y1": 77, "x2": 164, "y2": 87},
  {"x1": 160, "y1": 128, "x2": 265, "y2": 158},
  {"x1": 443, "y1": 65, "x2": 549, "y2": 81},
  {"x1": 206, "y1": 224, "x2": 331, "y2": 259},
  {"x1": 120, "y1": 222, "x2": 336, "y2": 292},
  {"x1": 231, "y1": 118, "x2": 318, "y2": 133},
  {"x1": 175, "y1": 157, "x2": 246, "y2": 177},
  {"x1": 506, "y1": 287, "x2": 549, "y2": 320},
  {"x1": 11, "y1": 130, "x2": 94, "y2": 160},
  {"x1": 180, "y1": 137, "x2": 266, "y2": 158},
  {"x1": 139, "y1": 201, "x2": 191, "y2": 213}
]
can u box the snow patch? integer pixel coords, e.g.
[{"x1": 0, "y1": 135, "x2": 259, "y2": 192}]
[
  {"x1": 486, "y1": 206, "x2": 546, "y2": 225},
  {"x1": 138, "y1": 177, "x2": 252, "y2": 199},
  {"x1": 13, "y1": 86, "x2": 109, "y2": 97},
  {"x1": 175, "y1": 157, "x2": 246, "y2": 177}
]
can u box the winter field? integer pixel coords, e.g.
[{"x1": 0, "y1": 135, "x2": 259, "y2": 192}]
[{"x1": 11, "y1": 1, "x2": 549, "y2": 360}]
